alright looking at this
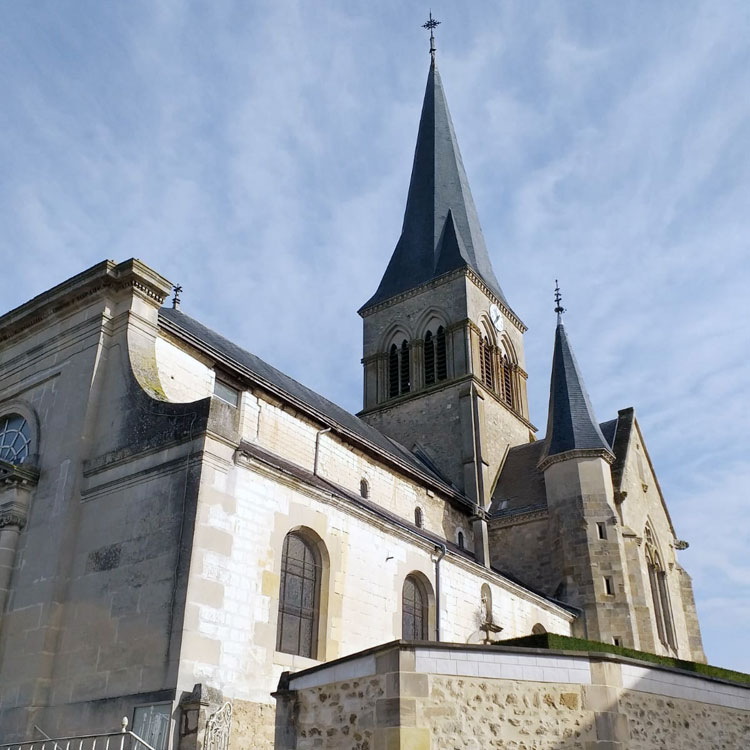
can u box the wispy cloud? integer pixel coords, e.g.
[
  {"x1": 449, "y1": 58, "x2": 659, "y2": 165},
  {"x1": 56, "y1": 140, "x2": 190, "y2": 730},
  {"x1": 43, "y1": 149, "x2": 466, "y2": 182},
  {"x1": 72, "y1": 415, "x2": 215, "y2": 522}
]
[{"x1": 1, "y1": 1, "x2": 748, "y2": 669}]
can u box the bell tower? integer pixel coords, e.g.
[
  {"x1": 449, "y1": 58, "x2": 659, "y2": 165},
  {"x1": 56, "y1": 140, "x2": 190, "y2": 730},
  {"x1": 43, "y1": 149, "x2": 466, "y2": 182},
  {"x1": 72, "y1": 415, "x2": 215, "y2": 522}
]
[{"x1": 358, "y1": 36, "x2": 535, "y2": 512}]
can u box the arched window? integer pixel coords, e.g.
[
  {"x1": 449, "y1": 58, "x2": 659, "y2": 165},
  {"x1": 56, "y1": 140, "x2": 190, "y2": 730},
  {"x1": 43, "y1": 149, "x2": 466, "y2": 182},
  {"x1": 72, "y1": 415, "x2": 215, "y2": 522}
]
[
  {"x1": 424, "y1": 331, "x2": 435, "y2": 386},
  {"x1": 0, "y1": 414, "x2": 31, "y2": 464},
  {"x1": 402, "y1": 575, "x2": 428, "y2": 640},
  {"x1": 414, "y1": 507, "x2": 424, "y2": 528},
  {"x1": 389, "y1": 344, "x2": 399, "y2": 398},
  {"x1": 400, "y1": 340, "x2": 410, "y2": 394},
  {"x1": 457, "y1": 530, "x2": 465, "y2": 550},
  {"x1": 645, "y1": 526, "x2": 676, "y2": 650},
  {"x1": 389, "y1": 340, "x2": 411, "y2": 398},
  {"x1": 276, "y1": 532, "x2": 321, "y2": 658},
  {"x1": 532, "y1": 623, "x2": 547, "y2": 635},
  {"x1": 436, "y1": 326, "x2": 447, "y2": 381},
  {"x1": 359, "y1": 478, "x2": 369, "y2": 499},
  {"x1": 424, "y1": 327, "x2": 447, "y2": 387},
  {"x1": 480, "y1": 336, "x2": 494, "y2": 389},
  {"x1": 500, "y1": 354, "x2": 514, "y2": 408}
]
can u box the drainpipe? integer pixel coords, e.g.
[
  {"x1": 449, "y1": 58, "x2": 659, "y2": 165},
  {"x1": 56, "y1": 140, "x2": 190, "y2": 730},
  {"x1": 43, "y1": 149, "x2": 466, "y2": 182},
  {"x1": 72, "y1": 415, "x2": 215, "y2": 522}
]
[
  {"x1": 434, "y1": 543, "x2": 447, "y2": 641},
  {"x1": 313, "y1": 427, "x2": 331, "y2": 476}
]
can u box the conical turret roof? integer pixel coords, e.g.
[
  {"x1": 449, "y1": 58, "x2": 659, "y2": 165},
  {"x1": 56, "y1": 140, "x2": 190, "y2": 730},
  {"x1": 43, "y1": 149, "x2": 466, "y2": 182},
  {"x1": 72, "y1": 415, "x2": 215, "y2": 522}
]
[
  {"x1": 362, "y1": 61, "x2": 508, "y2": 311},
  {"x1": 540, "y1": 318, "x2": 614, "y2": 468}
]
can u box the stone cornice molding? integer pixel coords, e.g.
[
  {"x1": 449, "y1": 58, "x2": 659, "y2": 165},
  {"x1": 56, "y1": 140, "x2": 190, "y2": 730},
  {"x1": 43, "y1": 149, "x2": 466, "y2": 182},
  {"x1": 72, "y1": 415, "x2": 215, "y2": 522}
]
[
  {"x1": 359, "y1": 268, "x2": 527, "y2": 334},
  {"x1": 490, "y1": 507, "x2": 549, "y2": 528},
  {"x1": 0, "y1": 258, "x2": 172, "y2": 345},
  {"x1": 538, "y1": 447, "x2": 616, "y2": 472}
]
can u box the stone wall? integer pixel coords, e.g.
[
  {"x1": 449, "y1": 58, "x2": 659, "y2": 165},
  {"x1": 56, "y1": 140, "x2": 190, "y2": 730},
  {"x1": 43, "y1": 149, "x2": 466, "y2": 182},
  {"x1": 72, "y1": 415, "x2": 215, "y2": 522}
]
[{"x1": 278, "y1": 642, "x2": 750, "y2": 750}]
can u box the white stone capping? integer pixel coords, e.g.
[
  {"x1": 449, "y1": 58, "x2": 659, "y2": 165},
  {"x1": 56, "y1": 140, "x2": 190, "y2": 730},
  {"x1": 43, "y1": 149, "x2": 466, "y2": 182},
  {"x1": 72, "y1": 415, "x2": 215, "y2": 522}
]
[
  {"x1": 286, "y1": 654, "x2": 377, "y2": 691},
  {"x1": 414, "y1": 646, "x2": 592, "y2": 685},
  {"x1": 621, "y1": 663, "x2": 750, "y2": 710}
]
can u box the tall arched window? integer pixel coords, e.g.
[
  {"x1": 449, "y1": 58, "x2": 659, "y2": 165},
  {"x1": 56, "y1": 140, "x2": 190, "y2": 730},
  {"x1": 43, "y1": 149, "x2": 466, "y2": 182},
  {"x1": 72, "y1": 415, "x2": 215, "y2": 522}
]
[
  {"x1": 359, "y1": 478, "x2": 369, "y2": 499},
  {"x1": 480, "y1": 336, "x2": 494, "y2": 389},
  {"x1": 389, "y1": 344, "x2": 399, "y2": 398},
  {"x1": 389, "y1": 340, "x2": 411, "y2": 398},
  {"x1": 276, "y1": 532, "x2": 321, "y2": 658},
  {"x1": 402, "y1": 575, "x2": 428, "y2": 640},
  {"x1": 0, "y1": 414, "x2": 31, "y2": 464},
  {"x1": 645, "y1": 526, "x2": 676, "y2": 650},
  {"x1": 500, "y1": 354, "x2": 514, "y2": 408},
  {"x1": 400, "y1": 340, "x2": 410, "y2": 394},
  {"x1": 424, "y1": 331, "x2": 435, "y2": 385},
  {"x1": 436, "y1": 326, "x2": 447, "y2": 381},
  {"x1": 424, "y1": 327, "x2": 448, "y2": 387}
]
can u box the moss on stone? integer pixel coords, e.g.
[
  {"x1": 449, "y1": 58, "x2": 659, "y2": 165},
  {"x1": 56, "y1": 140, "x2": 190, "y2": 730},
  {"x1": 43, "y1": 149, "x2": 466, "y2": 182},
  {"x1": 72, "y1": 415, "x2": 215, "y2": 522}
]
[{"x1": 497, "y1": 633, "x2": 750, "y2": 686}]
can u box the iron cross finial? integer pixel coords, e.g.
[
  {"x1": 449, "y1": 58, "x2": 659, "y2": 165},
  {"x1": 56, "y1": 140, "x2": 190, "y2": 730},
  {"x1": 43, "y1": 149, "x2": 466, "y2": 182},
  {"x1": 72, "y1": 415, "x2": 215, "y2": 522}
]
[
  {"x1": 172, "y1": 284, "x2": 183, "y2": 310},
  {"x1": 554, "y1": 280, "x2": 565, "y2": 322},
  {"x1": 422, "y1": 12, "x2": 440, "y2": 61}
]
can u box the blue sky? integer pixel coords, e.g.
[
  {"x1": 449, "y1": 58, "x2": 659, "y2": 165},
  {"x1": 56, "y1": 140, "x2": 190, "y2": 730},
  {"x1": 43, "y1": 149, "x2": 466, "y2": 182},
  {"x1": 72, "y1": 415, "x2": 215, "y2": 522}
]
[{"x1": 1, "y1": 2, "x2": 748, "y2": 670}]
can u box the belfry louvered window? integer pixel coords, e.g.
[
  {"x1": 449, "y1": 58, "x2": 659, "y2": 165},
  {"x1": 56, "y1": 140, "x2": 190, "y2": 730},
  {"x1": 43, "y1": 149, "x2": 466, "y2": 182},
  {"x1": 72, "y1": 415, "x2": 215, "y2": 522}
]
[
  {"x1": 276, "y1": 532, "x2": 320, "y2": 658},
  {"x1": 501, "y1": 355, "x2": 514, "y2": 408},
  {"x1": 402, "y1": 575, "x2": 427, "y2": 640},
  {"x1": 436, "y1": 326, "x2": 447, "y2": 381},
  {"x1": 480, "y1": 337, "x2": 494, "y2": 389},
  {"x1": 399, "y1": 340, "x2": 410, "y2": 394},
  {"x1": 424, "y1": 327, "x2": 448, "y2": 387},
  {"x1": 389, "y1": 345, "x2": 399, "y2": 398},
  {"x1": 424, "y1": 331, "x2": 435, "y2": 385},
  {"x1": 389, "y1": 340, "x2": 411, "y2": 398}
]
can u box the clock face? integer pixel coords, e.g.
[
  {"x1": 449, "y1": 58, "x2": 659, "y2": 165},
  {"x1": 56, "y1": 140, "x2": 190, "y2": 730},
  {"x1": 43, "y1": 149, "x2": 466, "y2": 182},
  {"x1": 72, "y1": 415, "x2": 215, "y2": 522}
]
[{"x1": 489, "y1": 304, "x2": 503, "y2": 332}]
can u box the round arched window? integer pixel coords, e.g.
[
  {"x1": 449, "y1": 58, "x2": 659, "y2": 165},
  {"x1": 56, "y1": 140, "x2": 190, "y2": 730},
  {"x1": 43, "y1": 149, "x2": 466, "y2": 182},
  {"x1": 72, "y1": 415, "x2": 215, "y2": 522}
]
[{"x1": 0, "y1": 415, "x2": 31, "y2": 464}]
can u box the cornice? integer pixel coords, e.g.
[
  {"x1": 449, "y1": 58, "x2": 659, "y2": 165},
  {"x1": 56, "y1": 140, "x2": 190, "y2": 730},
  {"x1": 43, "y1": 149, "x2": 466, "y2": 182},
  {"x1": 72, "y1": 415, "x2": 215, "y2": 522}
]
[
  {"x1": 490, "y1": 507, "x2": 549, "y2": 528},
  {"x1": 538, "y1": 448, "x2": 616, "y2": 472},
  {"x1": 359, "y1": 268, "x2": 527, "y2": 334},
  {"x1": 0, "y1": 259, "x2": 172, "y2": 346}
]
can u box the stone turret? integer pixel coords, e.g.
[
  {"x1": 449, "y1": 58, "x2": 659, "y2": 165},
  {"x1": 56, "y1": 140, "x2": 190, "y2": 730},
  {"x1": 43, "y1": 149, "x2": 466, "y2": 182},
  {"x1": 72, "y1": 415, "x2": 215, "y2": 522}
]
[{"x1": 539, "y1": 316, "x2": 637, "y2": 645}]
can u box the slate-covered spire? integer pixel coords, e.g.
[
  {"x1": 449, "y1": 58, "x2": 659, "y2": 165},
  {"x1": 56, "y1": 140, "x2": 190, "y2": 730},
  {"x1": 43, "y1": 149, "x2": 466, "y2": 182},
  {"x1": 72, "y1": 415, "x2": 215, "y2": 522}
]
[
  {"x1": 539, "y1": 313, "x2": 614, "y2": 468},
  {"x1": 362, "y1": 59, "x2": 508, "y2": 310}
]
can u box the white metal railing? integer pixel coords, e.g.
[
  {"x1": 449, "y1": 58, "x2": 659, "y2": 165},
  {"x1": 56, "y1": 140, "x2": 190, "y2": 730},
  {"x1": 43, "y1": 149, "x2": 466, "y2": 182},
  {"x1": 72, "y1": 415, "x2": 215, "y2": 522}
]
[{"x1": 0, "y1": 719, "x2": 157, "y2": 750}]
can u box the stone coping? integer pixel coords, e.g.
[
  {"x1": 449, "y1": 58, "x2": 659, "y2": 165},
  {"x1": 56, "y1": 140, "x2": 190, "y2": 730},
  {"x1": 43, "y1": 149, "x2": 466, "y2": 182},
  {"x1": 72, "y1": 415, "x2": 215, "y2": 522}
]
[{"x1": 278, "y1": 639, "x2": 750, "y2": 699}]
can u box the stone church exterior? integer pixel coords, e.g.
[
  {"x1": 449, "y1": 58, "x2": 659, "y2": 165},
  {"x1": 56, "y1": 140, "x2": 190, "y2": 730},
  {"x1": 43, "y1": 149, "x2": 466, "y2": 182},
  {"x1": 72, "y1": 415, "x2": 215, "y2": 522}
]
[{"x1": 0, "y1": 52, "x2": 732, "y2": 750}]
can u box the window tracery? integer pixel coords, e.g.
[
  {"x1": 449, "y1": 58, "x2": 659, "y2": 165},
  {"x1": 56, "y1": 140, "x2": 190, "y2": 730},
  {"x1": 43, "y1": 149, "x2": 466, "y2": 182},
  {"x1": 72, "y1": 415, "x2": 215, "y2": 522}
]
[
  {"x1": 402, "y1": 575, "x2": 427, "y2": 640},
  {"x1": 0, "y1": 415, "x2": 31, "y2": 464},
  {"x1": 645, "y1": 525, "x2": 676, "y2": 650},
  {"x1": 276, "y1": 531, "x2": 322, "y2": 658}
]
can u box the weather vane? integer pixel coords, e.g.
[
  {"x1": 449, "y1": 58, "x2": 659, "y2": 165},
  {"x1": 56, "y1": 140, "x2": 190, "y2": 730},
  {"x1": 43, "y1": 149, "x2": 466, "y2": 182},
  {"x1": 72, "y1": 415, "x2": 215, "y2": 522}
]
[
  {"x1": 172, "y1": 283, "x2": 183, "y2": 310},
  {"x1": 554, "y1": 280, "x2": 565, "y2": 321},
  {"x1": 422, "y1": 12, "x2": 440, "y2": 62}
]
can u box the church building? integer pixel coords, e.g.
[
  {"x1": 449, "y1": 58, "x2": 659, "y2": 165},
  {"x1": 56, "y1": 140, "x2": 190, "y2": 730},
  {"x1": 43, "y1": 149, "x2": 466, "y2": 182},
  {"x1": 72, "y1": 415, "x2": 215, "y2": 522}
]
[{"x1": 0, "y1": 34, "x2": 727, "y2": 750}]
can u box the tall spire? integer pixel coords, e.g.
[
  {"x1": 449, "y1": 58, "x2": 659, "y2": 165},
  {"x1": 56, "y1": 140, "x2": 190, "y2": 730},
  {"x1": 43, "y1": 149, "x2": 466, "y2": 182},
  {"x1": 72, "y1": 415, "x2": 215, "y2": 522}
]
[
  {"x1": 361, "y1": 54, "x2": 509, "y2": 311},
  {"x1": 539, "y1": 304, "x2": 614, "y2": 469}
]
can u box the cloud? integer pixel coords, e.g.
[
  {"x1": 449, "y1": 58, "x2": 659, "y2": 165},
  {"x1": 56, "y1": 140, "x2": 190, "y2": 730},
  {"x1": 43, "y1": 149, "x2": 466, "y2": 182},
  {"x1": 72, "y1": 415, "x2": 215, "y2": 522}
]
[{"x1": 1, "y1": 1, "x2": 748, "y2": 671}]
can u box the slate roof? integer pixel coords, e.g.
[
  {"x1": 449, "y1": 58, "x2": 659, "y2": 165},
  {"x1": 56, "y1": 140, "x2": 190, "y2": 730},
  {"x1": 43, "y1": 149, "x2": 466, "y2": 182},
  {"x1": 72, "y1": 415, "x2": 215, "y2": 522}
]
[
  {"x1": 539, "y1": 320, "x2": 614, "y2": 465},
  {"x1": 490, "y1": 417, "x2": 622, "y2": 518},
  {"x1": 362, "y1": 60, "x2": 510, "y2": 312},
  {"x1": 158, "y1": 307, "x2": 465, "y2": 502}
]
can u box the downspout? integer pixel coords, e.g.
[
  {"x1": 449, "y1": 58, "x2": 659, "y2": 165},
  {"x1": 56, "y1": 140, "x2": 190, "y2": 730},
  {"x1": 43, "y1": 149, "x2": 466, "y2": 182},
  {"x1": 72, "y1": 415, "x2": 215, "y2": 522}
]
[
  {"x1": 313, "y1": 427, "x2": 331, "y2": 476},
  {"x1": 434, "y1": 543, "x2": 446, "y2": 641}
]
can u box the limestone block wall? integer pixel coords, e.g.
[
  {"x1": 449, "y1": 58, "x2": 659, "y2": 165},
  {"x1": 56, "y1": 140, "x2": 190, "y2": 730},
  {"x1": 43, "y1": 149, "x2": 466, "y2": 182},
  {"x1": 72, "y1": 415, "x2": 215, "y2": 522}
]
[
  {"x1": 175, "y1": 439, "x2": 574, "y2": 746},
  {"x1": 155, "y1": 334, "x2": 215, "y2": 403},
  {"x1": 616, "y1": 419, "x2": 704, "y2": 662},
  {"x1": 278, "y1": 642, "x2": 750, "y2": 750}
]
